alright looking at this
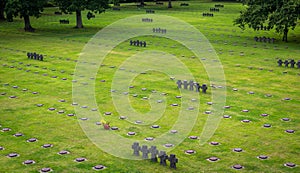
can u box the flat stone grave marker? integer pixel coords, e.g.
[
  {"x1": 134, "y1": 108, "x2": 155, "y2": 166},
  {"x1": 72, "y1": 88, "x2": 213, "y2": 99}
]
[
  {"x1": 135, "y1": 120, "x2": 142, "y2": 124},
  {"x1": 233, "y1": 148, "x2": 243, "y2": 152},
  {"x1": 210, "y1": 141, "x2": 220, "y2": 146},
  {"x1": 127, "y1": 132, "x2": 136, "y2": 136},
  {"x1": 58, "y1": 150, "x2": 70, "y2": 155},
  {"x1": 104, "y1": 112, "x2": 112, "y2": 115},
  {"x1": 164, "y1": 144, "x2": 174, "y2": 148},
  {"x1": 111, "y1": 127, "x2": 119, "y2": 130},
  {"x1": 285, "y1": 129, "x2": 295, "y2": 133},
  {"x1": 27, "y1": 138, "x2": 38, "y2": 142},
  {"x1": 189, "y1": 136, "x2": 198, "y2": 139},
  {"x1": 241, "y1": 119, "x2": 251, "y2": 123},
  {"x1": 58, "y1": 110, "x2": 65, "y2": 114},
  {"x1": 261, "y1": 113, "x2": 269, "y2": 117},
  {"x1": 281, "y1": 118, "x2": 290, "y2": 121},
  {"x1": 263, "y1": 124, "x2": 272, "y2": 128},
  {"x1": 2, "y1": 128, "x2": 11, "y2": 132},
  {"x1": 151, "y1": 125, "x2": 160, "y2": 129},
  {"x1": 242, "y1": 109, "x2": 249, "y2": 112},
  {"x1": 257, "y1": 155, "x2": 268, "y2": 160},
  {"x1": 36, "y1": 104, "x2": 44, "y2": 107},
  {"x1": 223, "y1": 115, "x2": 231, "y2": 118},
  {"x1": 80, "y1": 118, "x2": 88, "y2": 121},
  {"x1": 42, "y1": 144, "x2": 53, "y2": 148},
  {"x1": 48, "y1": 108, "x2": 56, "y2": 111},
  {"x1": 185, "y1": 150, "x2": 196, "y2": 154},
  {"x1": 170, "y1": 130, "x2": 178, "y2": 134},
  {"x1": 119, "y1": 116, "x2": 127, "y2": 120},
  {"x1": 67, "y1": 113, "x2": 75, "y2": 117},
  {"x1": 40, "y1": 168, "x2": 52, "y2": 172},
  {"x1": 0, "y1": 146, "x2": 4, "y2": 150},
  {"x1": 145, "y1": 137, "x2": 154, "y2": 141},
  {"x1": 23, "y1": 160, "x2": 35, "y2": 165},
  {"x1": 7, "y1": 153, "x2": 19, "y2": 158},
  {"x1": 207, "y1": 156, "x2": 219, "y2": 162},
  {"x1": 232, "y1": 164, "x2": 244, "y2": 170},
  {"x1": 75, "y1": 158, "x2": 87, "y2": 162},
  {"x1": 93, "y1": 165, "x2": 106, "y2": 170},
  {"x1": 284, "y1": 162, "x2": 296, "y2": 168},
  {"x1": 14, "y1": 133, "x2": 24, "y2": 137}
]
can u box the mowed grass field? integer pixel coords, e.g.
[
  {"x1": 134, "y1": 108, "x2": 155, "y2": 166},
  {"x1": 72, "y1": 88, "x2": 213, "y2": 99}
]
[{"x1": 0, "y1": 1, "x2": 300, "y2": 172}]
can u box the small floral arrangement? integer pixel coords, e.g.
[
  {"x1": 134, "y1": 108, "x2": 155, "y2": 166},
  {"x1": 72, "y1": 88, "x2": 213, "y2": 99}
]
[{"x1": 101, "y1": 119, "x2": 110, "y2": 130}]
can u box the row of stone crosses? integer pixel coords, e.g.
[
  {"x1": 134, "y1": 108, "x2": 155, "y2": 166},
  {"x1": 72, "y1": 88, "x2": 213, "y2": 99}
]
[
  {"x1": 132, "y1": 142, "x2": 178, "y2": 169},
  {"x1": 254, "y1": 36, "x2": 275, "y2": 43},
  {"x1": 177, "y1": 80, "x2": 208, "y2": 93},
  {"x1": 142, "y1": 18, "x2": 153, "y2": 22},
  {"x1": 152, "y1": 28, "x2": 167, "y2": 34},
  {"x1": 210, "y1": 8, "x2": 220, "y2": 12},
  {"x1": 202, "y1": 13, "x2": 214, "y2": 17},
  {"x1": 130, "y1": 40, "x2": 147, "y2": 47},
  {"x1": 27, "y1": 52, "x2": 44, "y2": 61},
  {"x1": 277, "y1": 59, "x2": 300, "y2": 68}
]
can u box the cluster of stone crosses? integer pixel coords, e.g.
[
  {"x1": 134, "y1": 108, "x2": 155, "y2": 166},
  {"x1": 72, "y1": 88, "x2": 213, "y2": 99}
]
[
  {"x1": 129, "y1": 40, "x2": 147, "y2": 47},
  {"x1": 26, "y1": 52, "x2": 44, "y2": 61},
  {"x1": 176, "y1": 80, "x2": 208, "y2": 93},
  {"x1": 277, "y1": 59, "x2": 300, "y2": 68},
  {"x1": 132, "y1": 142, "x2": 178, "y2": 169}
]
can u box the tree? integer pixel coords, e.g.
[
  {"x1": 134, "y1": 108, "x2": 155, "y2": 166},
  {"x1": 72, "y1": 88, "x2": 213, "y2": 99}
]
[
  {"x1": 0, "y1": 0, "x2": 6, "y2": 20},
  {"x1": 168, "y1": 0, "x2": 172, "y2": 8},
  {"x1": 234, "y1": 0, "x2": 300, "y2": 42},
  {"x1": 55, "y1": 0, "x2": 109, "y2": 29},
  {"x1": 5, "y1": 0, "x2": 47, "y2": 31}
]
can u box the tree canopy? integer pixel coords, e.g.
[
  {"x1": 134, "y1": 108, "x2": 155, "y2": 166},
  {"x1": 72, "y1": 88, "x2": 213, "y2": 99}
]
[
  {"x1": 55, "y1": 0, "x2": 109, "y2": 28},
  {"x1": 5, "y1": 0, "x2": 47, "y2": 31},
  {"x1": 234, "y1": 0, "x2": 300, "y2": 42}
]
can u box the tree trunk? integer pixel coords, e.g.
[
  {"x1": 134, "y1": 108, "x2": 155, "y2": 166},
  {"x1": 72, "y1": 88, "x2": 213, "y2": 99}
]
[
  {"x1": 0, "y1": 1, "x2": 5, "y2": 20},
  {"x1": 24, "y1": 15, "x2": 34, "y2": 32},
  {"x1": 168, "y1": 0, "x2": 172, "y2": 8},
  {"x1": 140, "y1": 0, "x2": 144, "y2": 6},
  {"x1": 282, "y1": 27, "x2": 288, "y2": 42},
  {"x1": 75, "y1": 10, "x2": 83, "y2": 28}
]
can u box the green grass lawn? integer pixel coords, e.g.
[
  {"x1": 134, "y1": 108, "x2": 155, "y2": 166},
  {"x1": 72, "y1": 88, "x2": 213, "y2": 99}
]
[{"x1": 0, "y1": 1, "x2": 300, "y2": 172}]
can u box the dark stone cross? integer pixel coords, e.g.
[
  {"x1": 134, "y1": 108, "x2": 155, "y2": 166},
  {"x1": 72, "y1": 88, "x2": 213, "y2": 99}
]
[
  {"x1": 132, "y1": 142, "x2": 140, "y2": 156},
  {"x1": 201, "y1": 84, "x2": 208, "y2": 93},
  {"x1": 168, "y1": 154, "x2": 178, "y2": 169},
  {"x1": 183, "y1": 80, "x2": 188, "y2": 89},
  {"x1": 149, "y1": 146, "x2": 158, "y2": 162},
  {"x1": 141, "y1": 145, "x2": 149, "y2": 159},
  {"x1": 176, "y1": 80, "x2": 182, "y2": 88},
  {"x1": 158, "y1": 151, "x2": 168, "y2": 166},
  {"x1": 189, "y1": 80, "x2": 194, "y2": 91},
  {"x1": 277, "y1": 59, "x2": 283, "y2": 66}
]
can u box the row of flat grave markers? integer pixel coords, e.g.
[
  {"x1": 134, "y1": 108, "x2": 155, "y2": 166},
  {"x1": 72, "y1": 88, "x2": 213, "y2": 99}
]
[
  {"x1": 176, "y1": 80, "x2": 208, "y2": 93},
  {"x1": 27, "y1": 52, "x2": 43, "y2": 61},
  {"x1": 152, "y1": 28, "x2": 167, "y2": 34},
  {"x1": 129, "y1": 40, "x2": 147, "y2": 47},
  {"x1": 277, "y1": 59, "x2": 300, "y2": 68},
  {"x1": 132, "y1": 142, "x2": 178, "y2": 169},
  {"x1": 254, "y1": 36, "x2": 275, "y2": 43}
]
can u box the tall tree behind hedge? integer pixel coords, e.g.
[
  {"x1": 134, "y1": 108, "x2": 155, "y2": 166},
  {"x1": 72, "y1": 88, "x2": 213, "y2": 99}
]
[
  {"x1": 5, "y1": 0, "x2": 47, "y2": 31},
  {"x1": 55, "y1": 0, "x2": 109, "y2": 29},
  {"x1": 234, "y1": 0, "x2": 300, "y2": 42}
]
